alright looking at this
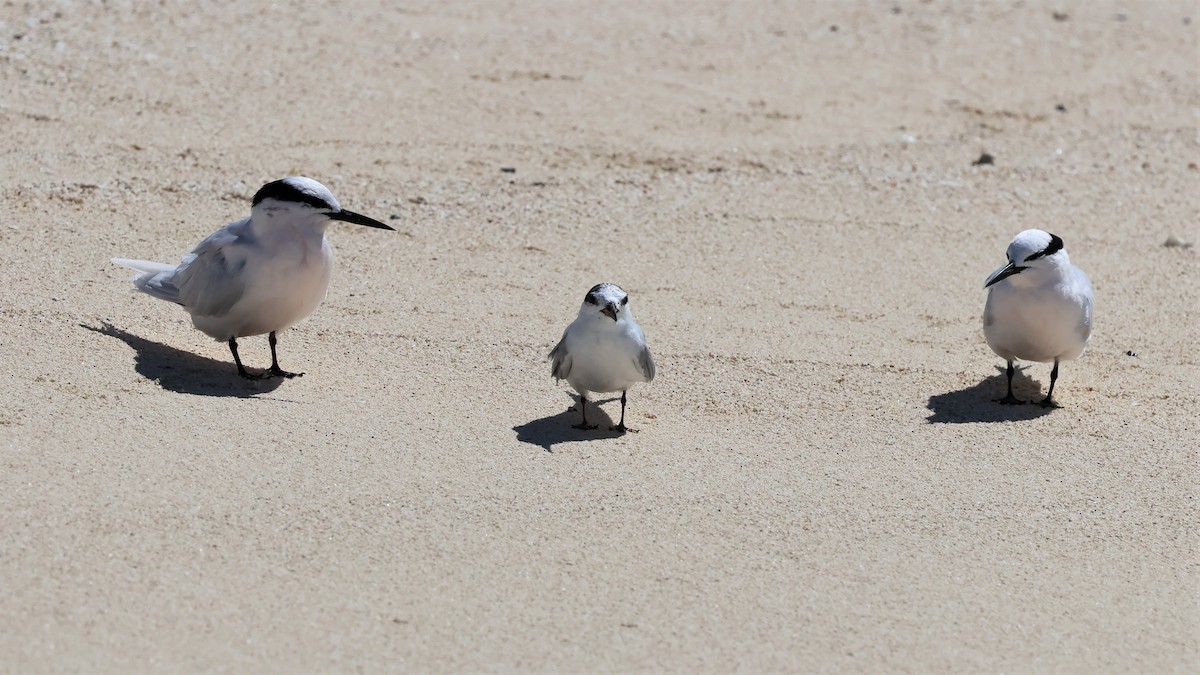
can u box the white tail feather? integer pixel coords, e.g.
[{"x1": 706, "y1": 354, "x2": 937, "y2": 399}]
[
  {"x1": 111, "y1": 257, "x2": 182, "y2": 304},
  {"x1": 111, "y1": 257, "x2": 176, "y2": 275}
]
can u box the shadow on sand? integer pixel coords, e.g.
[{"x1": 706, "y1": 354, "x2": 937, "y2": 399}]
[
  {"x1": 83, "y1": 322, "x2": 284, "y2": 398},
  {"x1": 926, "y1": 365, "x2": 1055, "y2": 423},
  {"x1": 513, "y1": 394, "x2": 627, "y2": 452}
]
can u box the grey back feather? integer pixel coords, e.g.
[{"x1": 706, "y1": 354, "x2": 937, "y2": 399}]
[
  {"x1": 172, "y1": 220, "x2": 254, "y2": 317},
  {"x1": 1077, "y1": 294, "x2": 1094, "y2": 341},
  {"x1": 638, "y1": 345, "x2": 656, "y2": 381},
  {"x1": 134, "y1": 273, "x2": 183, "y2": 305},
  {"x1": 549, "y1": 333, "x2": 571, "y2": 380}
]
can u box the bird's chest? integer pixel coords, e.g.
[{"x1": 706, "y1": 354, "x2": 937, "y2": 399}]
[
  {"x1": 238, "y1": 238, "x2": 334, "y2": 318},
  {"x1": 258, "y1": 238, "x2": 331, "y2": 286},
  {"x1": 576, "y1": 333, "x2": 623, "y2": 366},
  {"x1": 988, "y1": 284, "x2": 1072, "y2": 330},
  {"x1": 985, "y1": 280, "x2": 1086, "y2": 360},
  {"x1": 568, "y1": 327, "x2": 641, "y2": 388}
]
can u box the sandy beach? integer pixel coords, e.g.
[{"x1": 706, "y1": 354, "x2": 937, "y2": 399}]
[{"x1": 1, "y1": 0, "x2": 1196, "y2": 671}]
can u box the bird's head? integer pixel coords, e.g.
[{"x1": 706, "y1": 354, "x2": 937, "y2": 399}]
[
  {"x1": 985, "y1": 229, "x2": 1069, "y2": 288},
  {"x1": 251, "y1": 177, "x2": 394, "y2": 232},
  {"x1": 579, "y1": 283, "x2": 632, "y2": 323}
]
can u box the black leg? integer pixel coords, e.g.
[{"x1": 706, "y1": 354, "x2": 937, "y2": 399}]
[
  {"x1": 267, "y1": 331, "x2": 303, "y2": 379},
  {"x1": 611, "y1": 390, "x2": 633, "y2": 433},
  {"x1": 572, "y1": 394, "x2": 597, "y2": 430},
  {"x1": 1040, "y1": 359, "x2": 1061, "y2": 408},
  {"x1": 228, "y1": 338, "x2": 254, "y2": 379},
  {"x1": 996, "y1": 360, "x2": 1023, "y2": 405}
]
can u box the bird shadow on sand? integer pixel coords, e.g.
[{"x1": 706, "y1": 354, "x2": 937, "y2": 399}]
[
  {"x1": 926, "y1": 365, "x2": 1055, "y2": 423},
  {"x1": 82, "y1": 322, "x2": 284, "y2": 398},
  {"x1": 513, "y1": 394, "x2": 627, "y2": 452}
]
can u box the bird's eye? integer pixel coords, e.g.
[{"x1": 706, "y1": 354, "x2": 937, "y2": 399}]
[{"x1": 620, "y1": 296, "x2": 629, "y2": 306}]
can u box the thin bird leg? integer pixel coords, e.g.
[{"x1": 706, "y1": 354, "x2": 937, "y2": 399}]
[
  {"x1": 267, "y1": 331, "x2": 303, "y2": 379},
  {"x1": 228, "y1": 338, "x2": 255, "y2": 379},
  {"x1": 611, "y1": 390, "x2": 636, "y2": 433},
  {"x1": 573, "y1": 394, "x2": 597, "y2": 430},
  {"x1": 1040, "y1": 359, "x2": 1061, "y2": 408},
  {"x1": 997, "y1": 360, "x2": 1023, "y2": 405}
]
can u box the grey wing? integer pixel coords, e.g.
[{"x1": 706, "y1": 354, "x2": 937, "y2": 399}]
[
  {"x1": 637, "y1": 344, "x2": 656, "y2": 381},
  {"x1": 1077, "y1": 293, "x2": 1094, "y2": 342},
  {"x1": 1076, "y1": 269, "x2": 1095, "y2": 341},
  {"x1": 549, "y1": 331, "x2": 572, "y2": 381},
  {"x1": 172, "y1": 223, "x2": 252, "y2": 316}
]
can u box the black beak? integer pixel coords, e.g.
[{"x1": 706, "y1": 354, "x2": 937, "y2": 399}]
[
  {"x1": 328, "y1": 209, "x2": 394, "y2": 231},
  {"x1": 600, "y1": 303, "x2": 619, "y2": 321},
  {"x1": 984, "y1": 261, "x2": 1025, "y2": 287}
]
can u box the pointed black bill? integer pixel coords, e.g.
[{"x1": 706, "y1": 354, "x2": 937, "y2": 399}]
[
  {"x1": 328, "y1": 209, "x2": 394, "y2": 230},
  {"x1": 601, "y1": 303, "x2": 619, "y2": 321},
  {"x1": 985, "y1": 261, "x2": 1025, "y2": 287}
]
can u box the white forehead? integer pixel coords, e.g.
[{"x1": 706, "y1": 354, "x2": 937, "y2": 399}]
[
  {"x1": 584, "y1": 283, "x2": 627, "y2": 305},
  {"x1": 283, "y1": 176, "x2": 339, "y2": 209},
  {"x1": 1008, "y1": 229, "x2": 1052, "y2": 260},
  {"x1": 287, "y1": 176, "x2": 332, "y2": 196}
]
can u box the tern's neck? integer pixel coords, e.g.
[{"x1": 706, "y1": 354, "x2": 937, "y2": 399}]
[
  {"x1": 250, "y1": 209, "x2": 331, "y2": 243},
  {"x1": 1014, "y1": 258, "x2": 1072, "y2": 287},
  {"x1": 1038, "y1": 252, "x2": 1072, "y2": 275},
  {"x1": 585, "y1": 315, "x2": 633, "y2": 328}
]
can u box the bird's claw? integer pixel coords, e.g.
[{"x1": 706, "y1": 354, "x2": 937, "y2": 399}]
[
  {"x1": 995, "y1": 394, "x2": 1025, "y2": 405},
  {"x1": 1038, "y1": 397, "x2": 1061, "y2": 409},
  {"x1": 268, "y1": 368, "x2": 303, "y2": 379},
  {"x1": 610, "y1": 424, "x2": 638, "y2": 434},
  {"x1": 572, "y1": 423, "x2": 598, "y2": 430},
  {"x1": 237, "y1": 368, "x2": 302, "y2": 380}
]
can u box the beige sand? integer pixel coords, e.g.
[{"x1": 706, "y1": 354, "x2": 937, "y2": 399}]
[{"x1": 1, "y1": 1, "x2": 1196, "y2": 671}]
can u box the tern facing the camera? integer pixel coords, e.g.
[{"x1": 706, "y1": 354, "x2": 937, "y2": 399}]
[
  {"x1": 983, "y1": 229, "x2": 1093, "y2": 407},
  {"x1": 550, "y1": 283, "x2": 656, "y2": 432}
]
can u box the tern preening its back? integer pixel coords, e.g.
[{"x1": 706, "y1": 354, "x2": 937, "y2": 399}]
[
  {"x1": 113, "y1": 176, "x2": 394, "y2": 379},
  {"x1": 983, "y1": 229, "x2": 1093, "y2": 407},
  {"x1": 550, "y1": 283, "x2": 656, "y2": 432}
]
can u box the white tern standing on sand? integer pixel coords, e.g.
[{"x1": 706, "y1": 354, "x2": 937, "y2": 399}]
[
  {"x1": 113, "y1": 176, "x2": 394, "y2": 379},
  {"x1": 550, "y1": 283, "x2": 656, "y2": 432},
  {"x1": 983, "y1": 229, "x2": 1093, "y2": 407}
]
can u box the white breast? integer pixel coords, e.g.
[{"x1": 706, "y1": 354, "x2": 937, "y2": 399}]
[
  {"x1": 563, "y1": 321, "x2": 649, "y2": 394},
  {"x1": 984, "y1": 275, "x2": 1091, "y2": 363},
  {"x1": 192, "y1": 237, "x2": 334, "y2": 339}
]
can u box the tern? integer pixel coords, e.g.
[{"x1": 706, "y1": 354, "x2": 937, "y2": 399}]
[
  {"x1": 113, "y1": 176, "x2": 394, "y2": 379},
  {"x1": 550, "y1": 283, "x2": 656, "y2": 432},
  {"x1": 984, "y1": 229, "x2": 1093, "y2": 407}
]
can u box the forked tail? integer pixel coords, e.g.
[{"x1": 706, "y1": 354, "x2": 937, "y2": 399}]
[{"x1": 111, "y1": 257, "x2": 182, "y2": 305}]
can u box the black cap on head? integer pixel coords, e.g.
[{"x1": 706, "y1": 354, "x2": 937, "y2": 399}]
[
  {"x1": 584, "y1": 283, "x2": 625, "y2": 305},
  {"x1": 1025, "y1": 233, "x2": 1065, "y2": 262},
  {"x1": 252, "y1": 178, "x2": 338, "y2": 210}
]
